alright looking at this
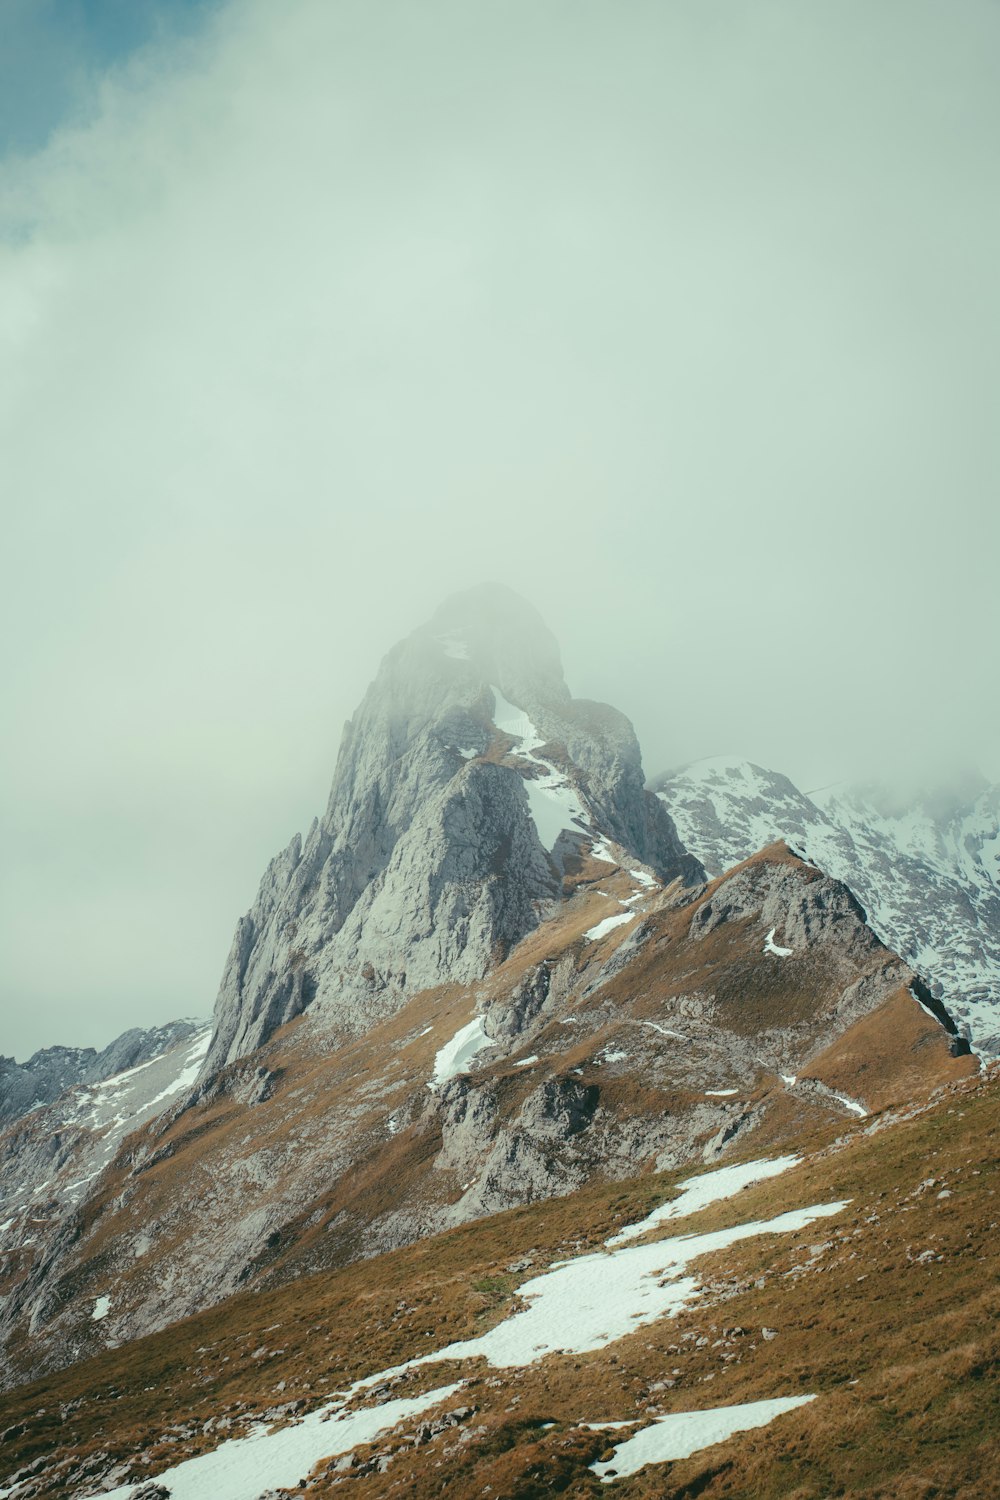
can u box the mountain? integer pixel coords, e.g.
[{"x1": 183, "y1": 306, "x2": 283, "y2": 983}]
[
  {"x1": 0, "y1": 586, "x2": 990, "y2": 1498},
  {"x1": 0, "y1": 1021, "x2": 205, "y2": 1130},
  {"x1": 201, "y1": 583, "x2": 701, "y2": 1080},
  {"x1": 654, "y1": 758, "x2": 1000, "y2": 1054},
  {"x1": 0, "y1": 1024, "x2": 212, "y2": 1331},
  {"x1": 1, "y1": 1052, "x2": 996, "y2": 1499}
]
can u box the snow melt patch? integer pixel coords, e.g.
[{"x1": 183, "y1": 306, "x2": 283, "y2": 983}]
[
  {"x1": 491, "y1": 688, "x2": 589, "y2": 852},
  {"x1": 640, "y1": 1021, "x2": 688, "y2": 1041},
  {"x1": 524, "y1": 774, "x2": 588, "y2": 854},
  {"x1": 88, "y1": 1383, "x2": 463, "y2": 1500},
  {"x1": 590, "y1": 1396, "x2": 816, "y2": 1481},
  {"x1": 142, "y1": 1028, "x2": 212, "y2": 1113},
  {"x1": 585, "y1": 911, "x2": 635, "y2": 942},
  {"x1": 832, "y1": 1092, "x2": 868, "y2": 1118},
  {"x1": 764, "y1": 927, "x2": 793, "y2": 957},
  {"x1": 429, "y1": 1018, "x2": 492, "y2": 1089},
  {"x1": 91, "y1": 1296, "x2": 111, "y2": 1322},
  {"x1": 395, "y1": 1199, "x2": 846, "y2": 1372},
  {"x1": 605, "y1": 1156, "x2": 801, "y2": 1247}
]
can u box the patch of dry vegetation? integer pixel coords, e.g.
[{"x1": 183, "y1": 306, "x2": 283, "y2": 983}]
[{"x1": 3, "y1": 1066, "x2": 999, "y2": 1499}]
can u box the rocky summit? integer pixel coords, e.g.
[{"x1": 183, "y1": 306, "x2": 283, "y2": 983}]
[
  {"x1": 0, "y1": 586, "x2": 995, "y2": 1500},
  {"x1": 202, "y1": 583, "x2": 701, "y2": 1079}
]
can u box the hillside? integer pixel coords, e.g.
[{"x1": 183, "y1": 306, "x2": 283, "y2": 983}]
[
  {"x1": 0, "y1": 838, "x2": 972, "y2": 1396},
  {"x1": 0, "y1": 586, "x2": 992, "y2": 1500},
  {"x1": 656, "y1": 758, "x2": 1000, "y2": 1054},
  {"x1": 1, "y1": 1060, "x2": 996, "y2": 1498}
]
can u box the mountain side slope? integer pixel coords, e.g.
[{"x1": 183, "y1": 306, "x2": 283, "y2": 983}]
[
  {"x1": 1, "y1": 1059, "x2": 996, "y2": 1500},
  {"x1": 0, "y1": 1021, "x2": 204, "y2": 1129},
  {"x1": 0, "y1": 1025, "x2": 211, "y2": 1324},
  {"x1": 0, "y1": 843, "x2": 971, "y2": 1395},
  {"x1": 655, "y1": 757, "x2": 1000, "y2": 1053}
]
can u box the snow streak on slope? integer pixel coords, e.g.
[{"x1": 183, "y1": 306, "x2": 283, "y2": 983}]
[
  {"x1": 589, "y1": 1396, "x2": 816, "y2": 1481},
  {"x1": 59, "y1": 1160, "x2": 846, "y2": 1500},
  {"x1": 491, "y1": 688, "x2": 589, "y2": 853},
  {"x1": 657, "y1": 758, "x2": 1000, "y2": 1054},
  {"x1": 89, "y1": 1383, "x2": 464, "y2": 1500},
  {"x1": 605, "y1": 1155, "x2": 801, "y2": 1247},
  {"x1": 429, "y1": 1017, "x2": 493, "y2": 1089}
]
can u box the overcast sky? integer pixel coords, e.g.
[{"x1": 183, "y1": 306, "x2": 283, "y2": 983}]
[{"x1": 2, "y1": 1, "x2": 998, "y2": 1060}]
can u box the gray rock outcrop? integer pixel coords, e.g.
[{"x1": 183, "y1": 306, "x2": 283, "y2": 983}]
[{"x1": 202, "y1": 585, "x2": 702, "y2": 1079}]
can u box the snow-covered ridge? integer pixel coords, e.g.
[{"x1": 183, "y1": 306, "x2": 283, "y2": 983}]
[{"x1": 656, "y1": 757, "x2": 1000, "y2": 1054}]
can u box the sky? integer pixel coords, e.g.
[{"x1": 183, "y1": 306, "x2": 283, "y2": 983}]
[{"x1": 1, "y1": 0, "x2": 998, "y2": 1060}]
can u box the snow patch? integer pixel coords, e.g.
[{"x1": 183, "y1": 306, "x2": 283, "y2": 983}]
[
  {"x1": 141, "y1": 1028, "x2": 212, "y2": 1112},
  {"x1": 513, "y1": 1055, "x2": 540, "y2": 1069},
  {"x1": 705, "y1": 1089, "x2": 739, "y2": 1097},
  {"x1": 590, "y1": 1396, "x2": 817, "y2": 1481},
  {"x1": 763, "y1": 927, "x2": 793, "y2": 957},
  {"x1": 606, "y1": 1156, "x2": 801, "y2": 1247},
  {"x1": 832, "y1": 1092, "x2": 868, "y2": 1118},
  {"x1": 88, "y1": 1383, "x2": 463, "y2": 1500},
  {"x1": 91, "y1": 1296, "x2": 111, "y2": 1322},
  {"x1": 491, "y1": 688, "x2": 589, "y2": 852},
  {"x1": 429, "y1": 1018, "x2": 492, "y2": 1089},
  {"x1": 391, "y1": 1198, "x2": 846, "y2": 1372},
  {"x1": 584, "y1": 911, "x2": 635, "y2": 942}
]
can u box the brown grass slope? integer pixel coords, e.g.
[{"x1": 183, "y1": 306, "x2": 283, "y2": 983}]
[
  {"x1": 0, "y1": 845, "x2": 973, "y2": 1396},
  {"x1": 0, "y1": 1064, "x2": 998, "y2": 1498}
]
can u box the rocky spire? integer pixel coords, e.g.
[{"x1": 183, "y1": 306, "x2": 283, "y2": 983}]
[{"x1": 201, "y1": 585, "x2": 702, "y2": 1078}]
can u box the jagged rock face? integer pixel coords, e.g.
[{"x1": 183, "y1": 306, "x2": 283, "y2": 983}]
[
  {"x1": 204, "y1": 585, "x2": 701, "y2": 1078},
  {"x1": 0, "y1": 1022, "x2": 212, "y2": 1351},
  {"x1": 655, "y1": 757, "x2": 1000, "y2": 1054},
  {"x1": 0, "y1": 1021, "x2": 202, "y2": 1129},
  {"x1": 0, "y1": 843, "x2": 975, "y2": 1395}
]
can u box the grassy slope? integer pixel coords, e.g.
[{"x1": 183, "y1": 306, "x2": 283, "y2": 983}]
[{"x1": 2, "y1": 1063, "x2": 998, "y2": 1499}]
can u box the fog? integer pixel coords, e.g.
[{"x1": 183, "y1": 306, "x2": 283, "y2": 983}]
[{"x1": 2, "y1": 1, "x2": 998, "y2": 1059}]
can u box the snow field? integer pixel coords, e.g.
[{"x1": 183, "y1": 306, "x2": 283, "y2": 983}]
[
  {"x1": 88, "y1": 1383, "x2": 464, "y2": 1500},
  {"x1": 589, "y1": 1395, "x2": 817, "y2": 1481},
  {"x1": 68, "y1": 1159, "x2": 844, "y2": 1500},
  {"x1": 605, "y1": 1155, "x2": 802, "y2": 1247},
  {"x1": 584, "y1": 911, "x2": 635, "y2": 942},
  {"x1": 763, "y1": 927, "x2": 793, "y2": 957},
  {"x1": 394, "y1": 1197, "x2": 847, "y2": 1371},
  {"x1": 429, "y1": 1017, "x2": 492, "y2": 1089}
]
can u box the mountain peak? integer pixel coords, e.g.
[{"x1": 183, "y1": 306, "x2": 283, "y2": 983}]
[
  {"x1": 200, "y1": 588, "x2": 702, "y2": 1078},
  {"x1": 415, "y1": 583, "x2": 569, "y2": 711}
]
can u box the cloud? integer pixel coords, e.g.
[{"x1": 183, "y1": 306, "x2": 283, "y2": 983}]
[{"x1": 1, "y1": 0, "x2": 998, "y2": 1056}]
